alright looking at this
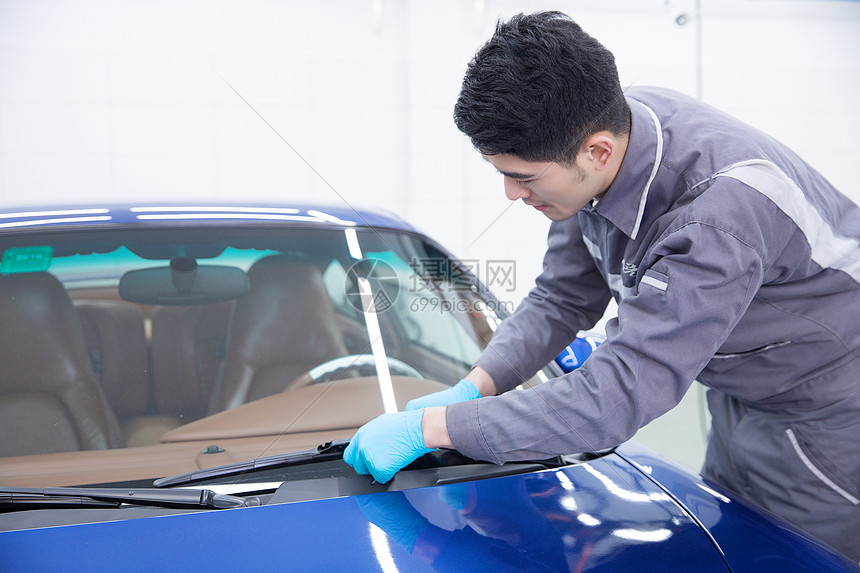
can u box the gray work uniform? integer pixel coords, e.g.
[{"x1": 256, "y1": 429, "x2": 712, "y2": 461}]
[{"x1": 446, "y1": 86, "x2": 860, "y2": 560}]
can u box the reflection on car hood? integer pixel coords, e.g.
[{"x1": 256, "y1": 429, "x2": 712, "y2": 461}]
[{"x1": 1, "y1": 453, "x2": 728, "y2": 572}]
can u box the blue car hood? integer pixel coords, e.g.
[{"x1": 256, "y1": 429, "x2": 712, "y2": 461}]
[{"x1": 1, "y1": 453, "x2": 728, "y2": 572}]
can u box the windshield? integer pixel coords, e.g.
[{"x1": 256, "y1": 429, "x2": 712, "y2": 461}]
[{"x1": 0, "y1": 224, "x2": 542, "y2": 488}]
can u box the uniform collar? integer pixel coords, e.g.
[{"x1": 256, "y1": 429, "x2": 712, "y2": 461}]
[{"x1": 591, "y1": 97, "x2": 663, "y2": 240}]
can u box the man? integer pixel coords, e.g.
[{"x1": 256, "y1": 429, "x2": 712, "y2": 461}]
[{"x1": 345, "y1": 11, "x2": 860, "y2": 560}]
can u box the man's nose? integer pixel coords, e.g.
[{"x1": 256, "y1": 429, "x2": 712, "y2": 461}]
[{"x1": 504, "y1": 177, "x2": 532, "y2": 201}]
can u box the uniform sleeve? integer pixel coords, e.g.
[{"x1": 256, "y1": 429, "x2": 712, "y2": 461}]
[
  {"x1": 448, "y1": 220, "x2": 765, "y2": 464},
  {"x1": 473, "y1": 215, "x2": 612, "y2": 393}
]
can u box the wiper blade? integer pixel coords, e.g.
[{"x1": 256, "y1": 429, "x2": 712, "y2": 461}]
[
  {"x1": 0, "y1": 487, "x2": 249, "y2": 510},
  {"x1": 154, "y1": 439, "x2": 349, "y2": 488}
]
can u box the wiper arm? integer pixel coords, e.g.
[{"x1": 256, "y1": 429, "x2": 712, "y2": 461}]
[
  {"x1": 0, "y1": 487, "x2": 250, "y2": 511},
  {"x1": 154, "y1": 439, "x2": 349, "y2": 488}
]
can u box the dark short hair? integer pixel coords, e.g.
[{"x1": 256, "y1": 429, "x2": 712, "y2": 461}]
[{"x1": 454, "y1": 11, "x2": 630, "y2": 164}]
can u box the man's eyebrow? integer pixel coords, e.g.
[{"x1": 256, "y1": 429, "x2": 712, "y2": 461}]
[
  {"x1": 498, "y1": 170, "x2": 537, "y2": 180},
  {"x1": 479, "y1": 156, "x2": 538, "y2": 180}
]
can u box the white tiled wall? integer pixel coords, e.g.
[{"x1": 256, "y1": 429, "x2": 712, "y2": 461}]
[{"x1": 1, "y1": 0, "x2": 857, "y2": 470}]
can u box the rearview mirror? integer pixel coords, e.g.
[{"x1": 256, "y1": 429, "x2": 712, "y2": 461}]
[{"x1": 119, "y1": 257, "x2": 249, "y2": 305}]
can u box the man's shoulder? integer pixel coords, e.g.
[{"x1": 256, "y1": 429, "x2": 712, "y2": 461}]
[
  {"x1": 625, "y1": 86, "x2": 723, "y2": 127},
  {"x1": 624, "y1": 85, "x2": 696, "y2": 105},
  {"x1": 625, "y1": 86, "x2": 777, "y2": 176}
]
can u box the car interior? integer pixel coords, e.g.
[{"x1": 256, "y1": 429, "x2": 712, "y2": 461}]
[{"x1": 0, "y1": 225, "x2": 506, "y2": 487}]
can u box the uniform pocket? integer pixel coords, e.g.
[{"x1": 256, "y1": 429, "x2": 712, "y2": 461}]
[
  {"x1": 712, "y1": 340, "x2": 792, "y2": 360},
  {"x1": 785, "y1": 427, "x2": 860, "y2": 505}
]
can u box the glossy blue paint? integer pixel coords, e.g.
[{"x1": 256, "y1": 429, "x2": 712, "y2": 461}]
[
  {"x1": 0, "y1": 202, "x2": 416, "y2": 233},
  {"x1": 616, "y1": 442, "x2": 859, "y2": 572},
  {"x1": 1, "y1": 454, "x2": 729, "y2": 572}
]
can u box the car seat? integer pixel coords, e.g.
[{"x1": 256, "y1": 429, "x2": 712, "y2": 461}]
[
  {"x1": 210, "y1": 256, "x2": 348, "y2": 412},
  {"x1": 0, "y1": 272, "x2": 124, "y2": 456},
  {"x1": 150, "y1": 301, "x2": 233, "y2": 423},
  {"x1": 76, "y1": 299, "x2": 184, "y2": 447}
]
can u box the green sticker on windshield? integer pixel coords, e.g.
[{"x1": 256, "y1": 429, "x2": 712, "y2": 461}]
[{"x1": 1, "y1": 246, "x2": 53, "y2": 274}]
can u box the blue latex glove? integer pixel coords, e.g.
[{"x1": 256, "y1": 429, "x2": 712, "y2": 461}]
[
  {"x1": 404, "y1": 378, "x2": 480, "y2": 411},
  {"x1": 344, "y1": 409, "x2": 435, "y2": 484},
  {"x1": 356, "y1": 492, "x2": 429, "y2": 553}
]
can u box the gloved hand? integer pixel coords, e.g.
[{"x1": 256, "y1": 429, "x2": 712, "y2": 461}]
[
  {"x1": 404, "y1": 378, "x2": 480, "y2": 411},
  {"x1": 356, "y1": 492, "x2": 430, "y2": 553},
  {"x1": 344, "y1": 409, "x2": 435, "y2": 484}
]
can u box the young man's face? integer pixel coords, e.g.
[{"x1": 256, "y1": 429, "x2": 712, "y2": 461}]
[{"x1": 483, "y1": 153, "x2": 608, "y2": 221}]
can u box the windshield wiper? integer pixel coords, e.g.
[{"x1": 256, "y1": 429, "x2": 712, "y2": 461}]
[
  {"x1": 0, "y1": 487, "x2": 250, "y2": 511},
  {"x1": 153, "y1": 439, "x2": 349, "y2": 488}
]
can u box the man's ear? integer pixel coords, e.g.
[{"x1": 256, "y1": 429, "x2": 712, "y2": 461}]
[{"x1": 579, "y1": 132, "x2": 616, "y2": 171}]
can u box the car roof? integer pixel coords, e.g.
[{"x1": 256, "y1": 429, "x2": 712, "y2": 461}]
[{"x1": 0, "y1": 202, "x2": 418, "y2": 234}]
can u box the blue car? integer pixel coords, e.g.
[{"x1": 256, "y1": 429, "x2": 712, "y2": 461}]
[{"x1": 0, "y1": 203, "x2": 856, "y2": 572}]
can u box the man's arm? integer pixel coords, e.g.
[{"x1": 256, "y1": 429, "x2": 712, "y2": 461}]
[
  {"x1": 407, "y1": 368, "x2": 493, "y2": 446},
  {"x1": 422, "y1": 406, "x2": 453, "y2": 449},
  {"x1": 420, "y1": 215, "x2": 610, "y2": 450},
  {"x1": 406, "y1": 217, "x2": 607, "y2": 413},
  {"x1": 445, "y1": 218, "x2": 769, "y2": 463},
  {"x1": 464, "y1": 366, "x2": 497, "y2": 397},
  {"x1": 473, "y1": 215, "x2": 612, "y2": 394}
]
